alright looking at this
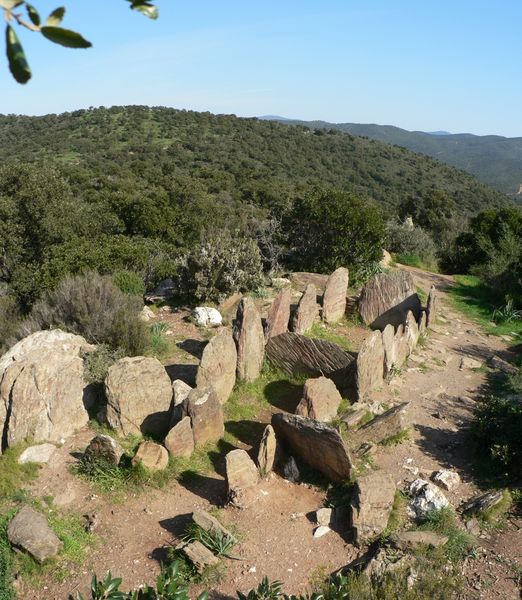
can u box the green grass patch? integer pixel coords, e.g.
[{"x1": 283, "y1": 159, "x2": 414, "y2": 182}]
[
  {"x1": 447, "y1": 275, "x2": 522, "y2": 338},
  {"x1": 384, "y1": 490, "x2": 408, "y2": 536},
  {"x1": 0, "y1": 511, "x2": 15, "y2": 600},
  {"x1": 305, "y1": 322, "x2": 354, "y2": 352},
  {"x1": 415, "y1": 507, "x2": 474, "y2": 563},
  {"x1": 475, "y1": 489, "x2": 512, "y2": 529},
  {"x1": 395, "y1": 254, "x2": 439, "y2": 273},
  {"x1": 0, "y1": 444, "x2": 40, "y2": 503},
  {"x1": 380, "y1": 428, "x2": 411, "y2": 447}
]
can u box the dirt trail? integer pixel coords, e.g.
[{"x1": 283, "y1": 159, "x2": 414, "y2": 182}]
[{"x1": 19, "y1": 266, "x2": 521, "y2": 600}]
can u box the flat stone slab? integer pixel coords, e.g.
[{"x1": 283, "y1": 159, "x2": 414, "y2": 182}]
[
  {"x1": 354, "y1": 402, "x2": 411, "y2": 445},
  {"x1": 18, "y1": 444, "x2": 56, "y2": 464},
  {"x1": 177, "y1": 540, "x2": 219, "y2": 573},
  {"x1": 8, "y1": 506, "x2": 62, "y2": 563},
  {"x1": 350, "y1": 472, "x2": 395, "y2": 544}
]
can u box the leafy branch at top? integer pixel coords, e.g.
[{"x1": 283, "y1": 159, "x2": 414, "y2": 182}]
[{"x1": 1, "y1": 0, "x2": 158, "y2": 84}]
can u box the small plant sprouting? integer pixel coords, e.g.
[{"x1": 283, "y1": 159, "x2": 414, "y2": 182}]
[{"x1": 182, "y1": 523, "x2": 238, "y2": 559}]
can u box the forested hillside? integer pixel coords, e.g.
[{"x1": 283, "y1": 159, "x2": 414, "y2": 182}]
[{"x1": 265, "y1": 116, "x2": 522, "y2": 197}]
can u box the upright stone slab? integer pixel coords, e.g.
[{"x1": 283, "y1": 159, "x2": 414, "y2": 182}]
[
  {"x1": 322, "y1": 267, "x2": 349, "y2": 324},
  {"x1": 170, "y1": 380, "x2": 193, "y2": 428},
  {"x1": 351, "y1": 472, "x2": 396, "y2": 544},
  {"x1": 233, "y1": 297, "x2": 265, "y2": 382},
  {"x1": 84, "y1": 434, "x2": 124, "y2": 466},
  {"x1": 291, "y1": 284, "x2": 318, "y2": 334},
  {"x1": 356, "y1": 330, "x2": 385, "y2": 399},
  {"x1": 265, "y1": 287, "x2": 291, "y2": 340},
  {"x1": 406, "y1": 310, "x2": 420, "y2": 353},
  {"x1": 271, "y1": 413, "x2": 352, "y2": 481},
  {"x1": 257, "y1": 424, "x2": 277, "y2": 473},
  {"x1": 164, "y1": 416, "x2": 195, "y2": 458},
  {"x1": 196, "y1": 328, "x2": 237, "y2": 404},
  {"x1": 426, "y1": 285, "x2": 438, "y2": 328},
  {"x1": 132, "y1": 441, "x2": 169, "y2": 471},
  {"x1": 105, "y1": 356, "x2": 173, "y2": 438},
  {"x1": 419, "y1": 310, "x2": 427, "y2": 335},
  {"x1": 295, "y1": 376, "x2": 342, "y2": 422},
  {"x1": 394, "y1": 324, "x2": 410, "y2": 367},
  {"x1": 358, "y1": 271, "x2": 421, "y2": 330},
  {"x1": 183, "y1": 387, "x2": 224, "y2": 446},
  {"x1": 226, "y1": 448, "x2": 259, "y2": 507},
  {"x1": 381, "y1": 324, "x2": 396, "y2": 376}
]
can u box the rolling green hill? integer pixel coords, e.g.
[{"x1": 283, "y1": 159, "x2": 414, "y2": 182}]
[{"x1": 262, "y1": 116, "x2": 522, "y2": 197}]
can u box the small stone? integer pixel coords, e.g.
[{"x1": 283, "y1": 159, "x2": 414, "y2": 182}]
[
  {"x1": 389, "y1": 531, "x2": 448, "y2": 550},
  {"x1": 140, "y1": 306, "x2": 156, "y2": 322},
  {"x1": 459, "y1": 356, "x2": 483, "y2": 370},
  {"x1": 257, "y1": 425, "x2": 277, "y2": 474},
  {"x1": 84, "y1": 435, "x2": 124, "y2": 466},
  {"x1": 131, "y1": 441, "x2": 169, "y2": 471},
  {"x1": 192, "y1": 307, "x2": 223, "y2": 327},
  {"x1": 226, "y1": 449, "x2": 259, "y2": 507},
  {"x1": 313, "y1": 526, "x2": 331, "y2": 538},
  {"x1": 316, "y1": 507, "x2": 333, "y2": 527},
  {"x1": 18, "y1": 443, "x2": 56, "y2": 465},
  {"x1": 432, "y1": 469, "x2": 461, "y2": 491},
  {"x1": 192, "y1": 509, "x2": 237, "y2": 543},
  {"x1": 408, "y1": 479, "x2": 449, "y2": 518},
  {"x1": 178, "y1": 540, "x2": 219, "y2": 572},
  {"x1": 282, "y1": 456, "x2": 300, "y2": 483}
]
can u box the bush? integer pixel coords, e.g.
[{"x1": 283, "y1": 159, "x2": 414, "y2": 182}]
[
  {"x1": 112, "y1": 270, "x2": 146, "y2": 296},
  {"x1": 19, "y1": 272, "x2": 149, "y2": 355},
  {"x1": 0, "y1": 295, "x2": 22, "y2": 353},
  {"x1": 177, "y1": 231, "x2": 264, "y2": 302},
  {"x1": 386, "y1": 222, "x2": 438, "y2": 270},
  {"x1": 284, "y1": 188, "x2": 385, "y2": 284}
]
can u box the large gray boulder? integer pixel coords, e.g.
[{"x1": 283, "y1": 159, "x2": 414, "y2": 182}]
[
  {"x1": 8, "y1": 506, "x2": 62, "y2": 563},
  {"x1": 233, "y1": 297, "x2": 265, "y2": 382},
  {"x1": 358, "y1": 271, "x2": 421, "y2": 330},
  {"x1": 291, "y1": 284, "x2": 318, "y2": 334},
  {"x1": 0, "y1": 330, "x2": 94, "y2": 452},
  {"x1": 351, "y1": 472, "x2": 395, "y2": 544},
  {"x1": 271, "y1": 413, "x2": 352, "y2": 481},
  {"x1": 265, "y1": 288, "x2": 291, "y2": 340},
  {"x1": 322, "y1": 267, "x2": 349, "y2": 324},
  {"x1": 295, "y1": 376, "x2": 342, "y2": 422},
  {"x1": 356, "y1": 330, "x2": 385, "y2": 399},
  {"x1": 183, "y1": 387, "x2": 224, "y2": 446},
  {"x1": 196, "y1": 328, "x2": 237, "y2": 404},
  {"x1": 105, "y1": 356, "x2": 173, "y2": 438}
]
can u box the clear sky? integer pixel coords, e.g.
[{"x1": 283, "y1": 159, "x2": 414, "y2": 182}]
[{"x1": 2, "y1": 0, "x2": 521, "y2": 137}]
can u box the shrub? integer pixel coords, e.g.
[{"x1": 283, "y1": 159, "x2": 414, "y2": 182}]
[
  {"x1": 83, "y1": 344, "x2": 125, "y2": 384},
  {"x1": 386, "y1": 222, "x2": 438, "y2": 270},
  {"x1": 284, "y1": 188, "x2": 385, "y2": 283},
  {"x1": 19, "y1": 272, "x2": 149, "y2": 355},
  {"x1": 0, "y1": 295, "x2": 22, "y2": 353},
  {"x1": 177, "y1": 231, "x2": 264, "y2": 302},
  {"x1": 112, "y1": 270, "x2": 146, "y2": 296}
]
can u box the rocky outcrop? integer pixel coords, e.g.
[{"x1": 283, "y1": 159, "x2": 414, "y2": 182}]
[
  {"x1": 196, "y1": 328, "x2": 237, "y2": 404},
  {"x1": 322, "y1": 267, "x2": 349, "y2": 324},
  {"x1": 132, "y1": 441, "x2": 169, "y2": 471},
  {"x1": 271, "y1": 413, "x2": 352, "y2": 481},
  {"x1": 356, "y1": 330, "x2": 385, "y2": 399},
  {"x1": 164, "y1": 416, "x2": 194, "y2": 458},
  {"x1": 0, "y1": 330, "x2": 94, "y2": 453},
  {"x1": 265, "y1": 288, "x2": 291, "y2": 339},
  {"x1": 295, "y1": 376, "x2": 342, "y2": 422},
  {"x1": 233, "y1": 297, "x2": 265, "y2": 382},
  {"x1": 291, "y1": 284, "x2": 318, "y2": 334},
  {"x1": 8, "y1": 506, "x2": 62, "y2": 563},
  {"x1": 351, "y1": 472, "x2": 395, "y2": 544},
  {"x1": 84, "y1": 434, "x2": 124, "y2": 466},
  {"x1": 183, "y1": 387, "x2": 224, "y2": 446},
  {"x1": 105, "y1": 356, "x2": 173, "y2": 438},
  {"x1": 358, "y1": 271, "x2": 421, "y2": 330},
  {"x1": 257, "y1": 424, "x2": 277, "y2": 474}
]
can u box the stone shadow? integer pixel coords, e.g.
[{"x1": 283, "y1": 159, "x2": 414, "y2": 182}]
[
  {"x1": 225, "y1": 419, "x2": 267, "y2": 448},
  {"x1": 164, "y1": 363, "x2": 198, "y2": 386},
  {"x1": 264, "y1": 379, "x2": 303, "y2": 412},
  {"x1": 177, "y1": 471, "x2": 226, "y2": 506},
  {"x1": 177, "y1": 339, "x2": 207, "y2": 360}
]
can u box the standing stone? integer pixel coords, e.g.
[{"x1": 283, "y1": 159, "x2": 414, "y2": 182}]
[
  {"x1": 225, "y1": 449, "x2": 259, "y2": 507},
  {"x1": 426, "y1": 285, "x2": 438, "y2": 328},
  {"x1": 419, "y1": 310, "x2": 427, "y2": 335},
  {"x1": 132, "y1": 441, "x2": 169, "y2": 471},
  {"x1": 164, "y1": 416, "x2": 195, "y2": 458},
  {"x1": 18, "y1": 444, "x2": 56, "y2": 465},
  {"x1": 350, "y1": 472, "x2": 396, "y2": 544},
  {"x1": 196, "y1": 329, "x2": 237, "y2": 404},
  {"x1": 170, "y1": 380, "x2": 193, "y2": 428},
  {"x1": 271, "y1": 413, "x2": 352, "y2": 481},
  {"x1": 233, "y1": 297, "x2": 265, "y2": 382},
  {"x1": 105, "y1": 356, "x2": 173, "y2": 438},
  {"x1": 322, "y1": 267, "x2": 349, "y2": 324},
  {"x1": 356, "y1": 330, "x2": 385, "y2": 399},
  {"x1": 381, "y1": 324, "x2": 396, "y2": 376},
  {"x1": 406, "y1": 310, "x2": 419, "y2": 353},
  {"x1": 7, "y1": 506, "x2": 62, "y2": 563},
  {"x1": 358, "y1": 271, "x2": 421, "y2": 330},
  {"x1": 291, "y1": 284, "x2": 318, "y2": 334},
  {"x1": 183, "y1": 387, "x2": 224, "y2": 447},
  {"x1": 265, "y1": 288, "x2": 291, "y2": 340},
  {"x1": 257, "y1": 424, "x2": 277, "y2": 474},
  {"x1": 84, "y1": 434, "x2": 124, "y2": 466},
  {"x1": 394, "y1": 324, "x2": 410, "y2": 367},
  {"x1": 295, "y1": 376, "x2": 342, "y2": 422}
]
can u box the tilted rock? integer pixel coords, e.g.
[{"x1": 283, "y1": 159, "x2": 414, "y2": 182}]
[
  {"x1": 183, "y1": 387, "x2": 224, "y2": 446},
  {"x1": 132, "y1": 441, "x2": 169, "y2": 471},
  {"x1": 271, "y1": 413, "x2": 352, "y2": 481},
  {"x1": 164, "y1": 416, "x2": 194, "y2": 458},
  {"x1": 18, "y1": 443, "x2": 56, "y2": 465},
  {"x1": 192, "y1": 509, "x2": 237, "y2": 543},
  {"x1": 426, "y1": 285, "x2": 438, "y2": 328},
  {"x1": 356, "y1": 330, "x2": 385, "y2": 399},
  {"x1": 432, "y1": 469, "x2": 461, "y2": 491},
  {"x1": 354, "y1": 403, "x2": 411, "y2": 445},
  {"x1": 84, "y1": 434, "x2": 124, "y2": 466},
  {"x1": 461, "y1": 490, "x2": 505, "y2": 516},
  {"x1": 489, "y1": 355, "x2": 518, "y2": 375},
  {"x1": 177, "y1": 540, "x2": 219, "y2": 572},
  {"x1": 382, "y1": 324, "x2": 396, "y2": 376},
  {"x1": 295, "y1": 376, "x2": 342, "y2": 422},
  {"x1": 291, "y1": 284, "x2": 318, "y2": 334},
  {"x1": 408, "y1": 479, "x2": 449, "y2": 519},
  {"x1": 389, "y1": 530, "x2": 448, "y2": 550},
  {"x1": 170, "y1": 380, "x2": 193, "y2": 428},
  {"x1": 322, "y1": 267, "x2": 349, "y2": 324},
  {"x1": 233, "y1": 297, "x2": 265, "y2": 382},
  {"x1": 7, "y1": 506, "x2": 62, "y2": 563},
  {"x1": 226, "y1": 448, "x2": 259, "y2": 507},
  {"x1": 105, "y1": 356, "x2": 173, "y2": 438},
  {"x1": 265, "y1": 287, "x2": 291, "y2": 339},
  {"x1": 257, "y1": 424, "x2": 277, "y2": 474},
  {"x1": 350, "y1": 472, "x2": 396, "y2": 544},
  {"x1": 0, "y1": 330, "x2": 93, "y2": 452},
  {"x1": 196, "y1": 328, "x2": 237, "y2": 404},
  {"x1": 358, "y1": 271, "x2": 421, "y2": 330},
  {"x1": 192, "y1": 307, "x2": 223, "y2": 327},
  {"x1": 288, "y1": 272, "x2": 329, "y2": 293}
]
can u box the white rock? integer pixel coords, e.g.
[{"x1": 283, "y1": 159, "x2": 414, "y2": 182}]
[
  {"x1": 313, "y1": 526, "x2": 331, "y2": 538},
  {"x1": 408, "y1": 479, "x2": 449, "y2": 518},
  {"x1": 432, "y1": 470, "x2": 461, "y2": 491},
  {"x1": 192, "y1": 307, "x2": 223, "y2": 327},
  {"x1": 140, "y1": 306, "x2": 155, "y2": 322},
  {"x1": 18, "y1": 443, "x2": 56, "y2": 464},
  {"x1": 316, "y1": 507, "x2": 333, "y2": 527}
]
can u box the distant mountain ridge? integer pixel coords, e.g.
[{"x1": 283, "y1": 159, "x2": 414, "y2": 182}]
[{"x1": 261, "y1": 117, "x2": 522, "y2": 196}]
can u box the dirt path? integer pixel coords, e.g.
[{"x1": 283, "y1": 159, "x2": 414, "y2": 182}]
[{"x1": 19, "y1": 267, "x2": 521, "y2": 600}]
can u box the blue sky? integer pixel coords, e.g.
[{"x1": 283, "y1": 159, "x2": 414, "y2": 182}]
[{"x1": 2, "y1": 0, "x2": 521, "y2": 136}]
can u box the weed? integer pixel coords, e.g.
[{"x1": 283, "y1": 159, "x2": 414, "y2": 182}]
[
  {"x1": 415, "y1": 507, "x2": 474, "y2": 563},
  {"x1": 380, "y1": 428, "x2": 411, "y2": 447},
  {"x1": 183, "y1": 523, "x2": 238, "y2": 559},
  {"x1": 0, "y1": 511, "x2": 15, "y2": 600},
  {"x1": 0, "y1": 443, "x2": 40, "y2": 502},
  {"x1": 149, "y1": 321, "x2": 171, "y2": 358},
  {"x1": 475, "y1": 489, "x2": 512, "y2": 529}
]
